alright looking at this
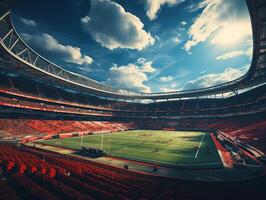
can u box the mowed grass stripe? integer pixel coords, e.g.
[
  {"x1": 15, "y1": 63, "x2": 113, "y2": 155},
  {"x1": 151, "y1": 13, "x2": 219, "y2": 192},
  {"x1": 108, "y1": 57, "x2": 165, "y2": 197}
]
[
  {"x1": 69, "y1": 131, "x2": 204, "y2": 146},
  {"x1": 49, "y1": 138, "x2": 197, "y2": 156},
  {"x1": 81, "y1": 137, "x2": 200, "y2": 149},
  {"x1": 40, "y1": 130, "x2": 222, "y2": 166},
  {"x1": 50, "y1": 135, "x2": 201, "y2": 155},
  {"x1": 54, "y1": 132, "x2": 202, "y2": 150}
]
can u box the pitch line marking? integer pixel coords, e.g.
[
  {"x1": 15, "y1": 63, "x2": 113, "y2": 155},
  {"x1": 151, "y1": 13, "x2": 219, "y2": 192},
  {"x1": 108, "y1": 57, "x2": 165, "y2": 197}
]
[
  {"x1": 194, "y1": 133, "x2": 205, "y2": 158},
  {"x1": 111, "y1": 153, "x2": 220, "y2": 166}
]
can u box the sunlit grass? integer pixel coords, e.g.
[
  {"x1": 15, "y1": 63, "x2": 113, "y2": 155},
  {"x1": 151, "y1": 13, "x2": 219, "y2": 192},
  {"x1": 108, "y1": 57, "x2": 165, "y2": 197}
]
[{"x1": 39, "y1": 130, "x2": 222, "y2": 166}]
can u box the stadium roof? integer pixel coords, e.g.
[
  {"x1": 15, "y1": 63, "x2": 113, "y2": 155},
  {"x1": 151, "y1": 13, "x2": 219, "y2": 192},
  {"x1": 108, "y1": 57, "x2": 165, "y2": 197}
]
[{"x1": 0, "y1": 0, "x2": 265, "y2": 101}]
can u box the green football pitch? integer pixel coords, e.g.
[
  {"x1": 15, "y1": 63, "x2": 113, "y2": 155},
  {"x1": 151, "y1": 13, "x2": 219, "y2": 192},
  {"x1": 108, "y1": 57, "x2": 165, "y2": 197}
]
[{"x1": 39, "y1": 130, "x2": 222, "y2": 168}]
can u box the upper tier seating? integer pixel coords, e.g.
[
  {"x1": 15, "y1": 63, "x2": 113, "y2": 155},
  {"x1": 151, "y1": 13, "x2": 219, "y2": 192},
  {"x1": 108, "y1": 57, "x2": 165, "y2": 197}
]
[{"x1": 1, "y1": 74, "x2": 266, "y2": 118}]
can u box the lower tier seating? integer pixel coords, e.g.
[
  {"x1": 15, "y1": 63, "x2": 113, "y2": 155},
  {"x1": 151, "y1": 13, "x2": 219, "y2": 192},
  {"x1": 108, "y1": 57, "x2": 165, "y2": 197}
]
[
  {"x1": 0, "y1": 144, "x2": 265, "y2": 200},
  {"x1": 0, "y1": 119, "x2": 136, "y2": 140}
]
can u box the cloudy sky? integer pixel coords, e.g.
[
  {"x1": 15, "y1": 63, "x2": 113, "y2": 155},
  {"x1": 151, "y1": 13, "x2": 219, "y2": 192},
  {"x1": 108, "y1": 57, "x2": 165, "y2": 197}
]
[{"x1": 12, "y1": 0, "x2": 252, "y2": 93}]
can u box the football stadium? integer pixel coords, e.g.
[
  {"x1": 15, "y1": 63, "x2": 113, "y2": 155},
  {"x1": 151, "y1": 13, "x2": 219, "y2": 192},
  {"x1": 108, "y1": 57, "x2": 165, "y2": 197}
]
[{"x1": 0, "y1": 0, "x2": 266, "y2": 199}]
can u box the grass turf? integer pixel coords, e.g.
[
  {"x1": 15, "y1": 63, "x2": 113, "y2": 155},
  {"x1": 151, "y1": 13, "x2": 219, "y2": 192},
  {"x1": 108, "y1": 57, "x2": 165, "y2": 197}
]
[{"x1": 39, "y1": 130, "x2": 222, "y2": 167}]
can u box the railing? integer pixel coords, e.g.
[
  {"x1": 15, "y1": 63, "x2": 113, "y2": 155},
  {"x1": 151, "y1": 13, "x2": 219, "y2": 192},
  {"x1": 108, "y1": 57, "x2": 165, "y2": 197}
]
[{"x1": 1, "y1": 91, "x2": 266, "y2": 120}]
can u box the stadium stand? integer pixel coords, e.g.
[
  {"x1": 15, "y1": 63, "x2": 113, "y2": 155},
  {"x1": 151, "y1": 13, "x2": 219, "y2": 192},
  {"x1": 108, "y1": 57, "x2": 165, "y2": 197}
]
[
  {"x1": 0, "y1": 119, "x2": 136, "y2": 140},
  {"x1": 137, "y1": 113, "x2": 266, "y2": 155},
  {"x1": 0, "y1": 144, "x2": 265, "y2": 200}
]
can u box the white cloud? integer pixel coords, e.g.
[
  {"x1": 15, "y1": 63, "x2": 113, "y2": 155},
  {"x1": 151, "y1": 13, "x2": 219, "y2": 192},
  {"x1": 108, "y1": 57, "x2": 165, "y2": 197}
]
[
  {"x1": 184, "y1": 66, "x2": 249, "y2": 90},
  {"x1": 185, "y1": 2, "x2": 205, "y2": 13},
  {"x1": 184, "y1": 0, "x2": 252, "y2": 51},
  {"x1": 20, "y1": 17, "x2": 37, "y2": 27},
  {"x1": 159, "y1": 75, "x2": 174, "y2": 82},
  {"x1": 178, "y1": 20, "x2": 187, "y2": 31},
  {"x1": 21, "y1": 33, "x2": 93, "y2": 65},
  {"x1": 180, "y1": 21, "x2": 187, "y2": 26},
  {"x1": 216, "y1": 50, "x2": 245, "y2": 60},
  {"x1": 200, "y1": 70, "x2": 207, "y2": 74},
  {"x1": 246, "y1": 39, "x2": 253, "y2": 47},
  {"x1": 81, "y1": 0, "x2": 154, "y2": 50},
  {"x1": 159, "y1": 83, "x2": 181, "y2": 92},
  {"x1": 216, "y1": 48, "x2": 253, "y2": 61},
  {"x1": 245, "y1": 47, "x2": 253, "y2": 59},
  {"x1": 105, "y1": 59, "x2": 157, "y2": 93},
  {"x1": 173, "y1": 37, "x2": 181, "y2": 45},
  {"x1": 159, "y1": 87, "x2": 173, "y2": 92},
  {"x1": 211, "y1": 20, "x2": 252, "y2": 46},
  {"x1": 137, "y1": 58, "x2": 156, "y2": 73},
  {"x1": 144, "y1": 0, "x2": 185, "y2": 21}
]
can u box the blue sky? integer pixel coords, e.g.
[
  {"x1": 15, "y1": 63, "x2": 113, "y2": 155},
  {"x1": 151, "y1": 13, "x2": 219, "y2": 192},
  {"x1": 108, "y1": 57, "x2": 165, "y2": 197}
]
[{"x1": 12, "y1": 0, "x2": 252, "y2": 93}]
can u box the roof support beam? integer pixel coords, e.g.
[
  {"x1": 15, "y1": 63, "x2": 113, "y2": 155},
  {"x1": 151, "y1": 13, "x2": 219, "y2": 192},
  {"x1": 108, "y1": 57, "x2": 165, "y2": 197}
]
[
  {"x1": 1, "y1": 28, "x2": 13, "y2": 42},
  {"x1": 33, "y1": 56, "x2": 39, "y2": 65},
  {"x1": 0, "y1": 11, "x2": 10, "y2": 22},
  {"x1": 16, "y1": 47, "x2": 28, "y2": 56},
  {"x1": 9, "y1": 38, "x2": 18, "y2": 51},
  {"x1": 8, "y1": 31, "x2": 13, "y2": 48}
]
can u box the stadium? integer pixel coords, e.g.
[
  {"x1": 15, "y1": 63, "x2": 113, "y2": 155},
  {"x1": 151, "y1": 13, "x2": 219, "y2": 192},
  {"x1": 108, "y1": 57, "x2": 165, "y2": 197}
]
[{"x1": 0, "y1": 0, "x2": 265, "y2": 199}]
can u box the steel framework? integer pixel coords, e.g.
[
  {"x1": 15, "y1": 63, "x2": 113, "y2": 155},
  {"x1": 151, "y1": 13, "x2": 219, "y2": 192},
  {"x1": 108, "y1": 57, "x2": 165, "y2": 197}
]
[{"x1": 0, "y1": 0, "x2": 265, "y2": 101}]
